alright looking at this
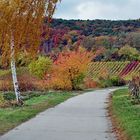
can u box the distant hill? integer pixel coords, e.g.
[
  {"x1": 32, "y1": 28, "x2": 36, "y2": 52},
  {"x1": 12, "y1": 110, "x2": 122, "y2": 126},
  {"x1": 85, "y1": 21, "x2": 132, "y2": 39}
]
[
  {"x1": 40, "y1": 18, "x2": 140, "y2": 62},
  {"x1": 50, "y1": 19, "x2": 140, "y2": 36}
]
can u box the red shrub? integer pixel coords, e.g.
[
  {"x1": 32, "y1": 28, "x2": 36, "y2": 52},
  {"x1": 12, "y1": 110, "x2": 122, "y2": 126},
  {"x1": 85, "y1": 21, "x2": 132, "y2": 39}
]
[{"x1": 84, "y1": 78, "x2": 98, "y2": 88}]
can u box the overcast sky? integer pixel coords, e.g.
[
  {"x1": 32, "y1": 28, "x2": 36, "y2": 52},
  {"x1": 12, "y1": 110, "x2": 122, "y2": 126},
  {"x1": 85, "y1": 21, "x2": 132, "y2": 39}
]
[{"x1": 54, "y1": 0, "x2": 140, "y2": 20}]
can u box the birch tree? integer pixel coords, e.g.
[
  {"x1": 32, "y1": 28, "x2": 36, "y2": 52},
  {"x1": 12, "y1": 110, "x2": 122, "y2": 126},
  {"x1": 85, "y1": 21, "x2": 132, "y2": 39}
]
[{"x1": 0, "y1": 0, "x2": 59, "y2": 104}]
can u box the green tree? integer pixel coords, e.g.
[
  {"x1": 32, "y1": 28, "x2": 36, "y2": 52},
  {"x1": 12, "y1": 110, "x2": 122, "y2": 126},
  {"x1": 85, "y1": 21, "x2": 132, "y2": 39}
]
[
  {"x1": 128, "y1": 32, "x2": 140, "y2": 49},
  {"x1": 82, "y1": 36, "x2": 95, "y2": 51},
  {"x1": 29, "y1": 56, "x2": 52, "y2": 79},
  {"x1": 118, "y1": 45, "x2": 140, "y2": 61}
]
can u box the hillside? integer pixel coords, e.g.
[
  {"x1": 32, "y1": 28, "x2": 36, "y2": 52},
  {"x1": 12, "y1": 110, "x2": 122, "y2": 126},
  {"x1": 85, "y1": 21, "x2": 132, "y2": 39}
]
[
  {"x1": 40, "y1": 18, "x2": 140, "y2": 62},
  {"x1": 51, "y1": 19, "x2": 140, "y2": 36}
]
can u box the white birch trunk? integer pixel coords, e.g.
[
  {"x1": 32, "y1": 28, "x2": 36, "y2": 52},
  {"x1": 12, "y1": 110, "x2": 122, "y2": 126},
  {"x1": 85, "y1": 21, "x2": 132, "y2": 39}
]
[{"x1": 10, "y1": 33, "x2": 22, "y2": 104}]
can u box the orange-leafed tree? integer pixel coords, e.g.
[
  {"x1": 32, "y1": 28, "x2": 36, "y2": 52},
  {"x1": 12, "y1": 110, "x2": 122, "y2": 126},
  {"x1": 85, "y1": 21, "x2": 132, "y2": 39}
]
[
  {"x1": 51, "y1": 50, "x2": 93, "y2": 90},
  {"x1": 0, "y1": 0, "x2": 60, "y2": 104}
]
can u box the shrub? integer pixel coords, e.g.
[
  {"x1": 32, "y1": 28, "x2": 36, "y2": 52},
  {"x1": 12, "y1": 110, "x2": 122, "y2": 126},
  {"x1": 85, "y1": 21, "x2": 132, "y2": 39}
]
[
  {"x1": 17, "y1": 72, "x2": 37, "y2": 91},
  {"x1": 0, "y1": 74, "x2": 13, "y2": 91},
  {"x1": 118, "y1": 45, "x2": 140, "y2": 61},
  {"x1": 33, "y1": 80, "x2": 50, "y2": 91},
  {"x1": 3, "y1": 92, "x2": 16, "y2": 101},
  {"x1": 28, "y1": 56, "x2": 52, "y2": 79},
  {"x1": 84, "y1": 78, "x2": 98, "y2": 88},
  {"x1": 0, "y1": 94, "x2": 5, "y2": 106},
  {"x1": 51, "y1": 50, "x2": 92, "y2": 90},
  {"x1": 128, "y1": 76, "x2": 140, "y2": 103},
  {"x1": 98, "y1": 77, "x2": 112, "y2": 88},
  {"x1": 109, "y1": 76, "x2": 125, "y2": 86},
  {"x1": 16, "y1": 53, "x2": 32, "y2": 67},
  {"x1": 98, "y1": 76, "x2": 126, "y2": 88},
  {"x1": 0, "y1": 68, "x2": 50, "y2": 92},
  {"x1": 51, "y1": 76, "x2": 72, "y2": 90},
  {"x1": 73, "y1": 73, "x2": 85, "y2": 89}
]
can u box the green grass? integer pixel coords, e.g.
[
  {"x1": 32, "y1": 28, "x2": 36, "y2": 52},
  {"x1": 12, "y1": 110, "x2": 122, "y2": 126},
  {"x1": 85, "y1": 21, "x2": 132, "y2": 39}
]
[
  {"x1": 112, "y1": 89, "x2": 140, "y2": 140},
  {"x1": 0, "y1": 92, "x2": 75, "y2": 135}
]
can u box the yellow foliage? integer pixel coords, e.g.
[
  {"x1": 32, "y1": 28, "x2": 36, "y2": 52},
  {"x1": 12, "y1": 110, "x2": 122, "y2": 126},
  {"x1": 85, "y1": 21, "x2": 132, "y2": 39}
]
[
  {"x1": 0, "y1": 0, "x2": 60, "y2": 64},
  {"x1": 51, "y1": 50, "x2": 92, "y2": 90}
]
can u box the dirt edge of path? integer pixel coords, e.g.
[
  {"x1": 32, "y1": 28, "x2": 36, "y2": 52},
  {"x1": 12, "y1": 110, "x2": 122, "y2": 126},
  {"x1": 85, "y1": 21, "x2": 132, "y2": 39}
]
[{"x1": 107, "y1": 94, "x2": 130, "y2": 140}]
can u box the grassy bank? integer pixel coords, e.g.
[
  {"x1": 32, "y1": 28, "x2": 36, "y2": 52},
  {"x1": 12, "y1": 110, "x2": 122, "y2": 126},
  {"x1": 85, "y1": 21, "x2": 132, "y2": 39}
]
[
  {"x1": 0, "y1": 92, "x2": 76, "y2": 135},
  {"x1": 110, "y1": 89, "x2": 140, "y2": 140}
]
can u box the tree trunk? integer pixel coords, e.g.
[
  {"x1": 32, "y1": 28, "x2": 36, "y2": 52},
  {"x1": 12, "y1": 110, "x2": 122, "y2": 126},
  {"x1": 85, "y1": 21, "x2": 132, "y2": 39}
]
[{"x1": 10, "y1": 33, "x2": 23, "y2": 105}]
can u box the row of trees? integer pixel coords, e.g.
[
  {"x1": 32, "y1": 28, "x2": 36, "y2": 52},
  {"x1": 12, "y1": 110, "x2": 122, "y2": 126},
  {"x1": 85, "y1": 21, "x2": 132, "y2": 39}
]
[
  {"x1": 39, "y1": 18, "x2": 140, "y2": 62},
  {"x1": 50, "y1": 19, "x2": 140, "y2": 36},
  {"x1": 40, "y1": 27, "x2": 140, "y2": 61}
]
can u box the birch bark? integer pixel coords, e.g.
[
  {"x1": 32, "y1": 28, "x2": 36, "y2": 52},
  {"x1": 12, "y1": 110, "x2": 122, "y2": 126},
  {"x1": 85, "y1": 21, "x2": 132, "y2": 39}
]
[{"x1": 10, "y1": 33, "x2": 23, "y2": 104}]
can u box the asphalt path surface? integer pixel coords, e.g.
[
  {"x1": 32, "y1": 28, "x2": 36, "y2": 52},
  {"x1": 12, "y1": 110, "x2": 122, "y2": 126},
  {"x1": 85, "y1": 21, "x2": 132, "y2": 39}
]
[{"x1": 0, "y1": 89, "x2": 117, "y2": 140}]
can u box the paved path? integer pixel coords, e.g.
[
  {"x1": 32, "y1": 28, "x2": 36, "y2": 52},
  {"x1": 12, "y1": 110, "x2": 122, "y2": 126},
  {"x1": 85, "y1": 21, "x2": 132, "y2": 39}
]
[{"x1": 0, "y1": 89, "x2": 117, "y2": 140}]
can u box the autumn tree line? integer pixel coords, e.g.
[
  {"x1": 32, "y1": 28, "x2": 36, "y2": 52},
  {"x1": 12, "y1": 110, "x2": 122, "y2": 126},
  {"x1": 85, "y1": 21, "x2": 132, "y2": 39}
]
[
  {"x1": 39, "y1": 18, "x2": 140, "y2": 62},
  {"x1": 1, "y1": 18, "x2": 140, "y2": 68}
]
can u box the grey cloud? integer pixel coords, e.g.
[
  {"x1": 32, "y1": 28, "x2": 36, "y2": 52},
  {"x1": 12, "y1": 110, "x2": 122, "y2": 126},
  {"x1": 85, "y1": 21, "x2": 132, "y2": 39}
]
[{"x1": 54, "y1": 0, "x2": 140, "y2": 20}]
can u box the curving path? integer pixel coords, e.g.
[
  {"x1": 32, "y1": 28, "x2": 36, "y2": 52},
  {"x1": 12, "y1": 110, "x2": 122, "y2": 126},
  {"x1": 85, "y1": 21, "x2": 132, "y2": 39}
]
[{"x1": 0, "y1": 89, "x2": 117, "y2": 140}]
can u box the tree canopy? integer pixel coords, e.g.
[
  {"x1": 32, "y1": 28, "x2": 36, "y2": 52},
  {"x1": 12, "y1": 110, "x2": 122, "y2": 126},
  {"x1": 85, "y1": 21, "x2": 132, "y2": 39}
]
[{"x1": 0, "y1": 0, "x2": 60, "y2": 64}]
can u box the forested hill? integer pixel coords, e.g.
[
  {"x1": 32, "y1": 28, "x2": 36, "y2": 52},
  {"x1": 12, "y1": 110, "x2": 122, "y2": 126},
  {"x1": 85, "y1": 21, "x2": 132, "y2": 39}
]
[
  {"x1": 51, "y1": 19, "x2": 140, "y2": 36},
  {"x1": 40, "y1": 18, "x2": 140, "y2": 62}
]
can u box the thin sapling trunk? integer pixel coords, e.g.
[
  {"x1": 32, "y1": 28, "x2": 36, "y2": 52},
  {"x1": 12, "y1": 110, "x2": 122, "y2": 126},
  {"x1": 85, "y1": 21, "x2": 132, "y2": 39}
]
[{"x1": 10, "y1": 33, "x2": 23, "y2": 105}]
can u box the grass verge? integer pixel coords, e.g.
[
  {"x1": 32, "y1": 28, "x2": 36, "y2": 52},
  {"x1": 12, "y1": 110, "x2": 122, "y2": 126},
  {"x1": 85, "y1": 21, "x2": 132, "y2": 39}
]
[
  {"x1": 109, "y1": 88, "x2": 140, "y2": 140},
  {"x1": 0, "y1": 92, "x2": 76, "y2": 135}
]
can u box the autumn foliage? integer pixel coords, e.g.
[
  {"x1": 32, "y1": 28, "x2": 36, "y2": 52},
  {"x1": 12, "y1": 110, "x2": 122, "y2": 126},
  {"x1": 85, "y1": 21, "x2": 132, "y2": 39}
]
[{"x1": 50, "y1": 50, "x2": 92, "y2": 90}]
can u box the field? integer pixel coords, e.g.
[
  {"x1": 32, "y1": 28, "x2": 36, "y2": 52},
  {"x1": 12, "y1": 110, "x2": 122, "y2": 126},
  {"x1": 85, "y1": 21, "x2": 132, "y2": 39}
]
[
  {"x1": 88, "y1": 61, "x2": 140, "y2": 80},
  {"x1": 110, "y1": 89, "x2": 140, "y2": 140}
]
